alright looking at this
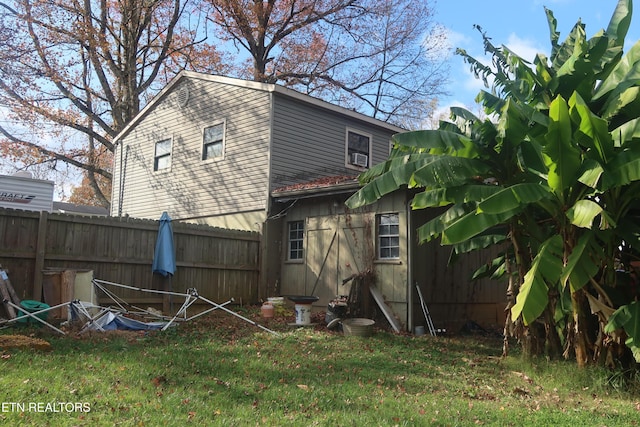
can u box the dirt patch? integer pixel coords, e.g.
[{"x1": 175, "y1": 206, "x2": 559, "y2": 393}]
[
  {"x1": 0, "y1": 304, "x2": 396, "y2": 347},
  {"x1": 0, "y1": 335, "x2": 52, "y2": 351}
]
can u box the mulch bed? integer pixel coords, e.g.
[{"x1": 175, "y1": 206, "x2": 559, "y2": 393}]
[
  {"x1": 0, "y1": 303, "x2": 400, "y2": 351},
  {"x1": 0, "y1": 334, "x2": 52, "y2": 351}
]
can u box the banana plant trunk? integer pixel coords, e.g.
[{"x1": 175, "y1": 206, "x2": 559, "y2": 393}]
[{"x1": 570, "y1": 289, "x2": 592, "y2": 367}]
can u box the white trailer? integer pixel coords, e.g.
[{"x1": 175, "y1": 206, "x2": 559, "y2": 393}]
[{"x1": 0, "y1": 174, "x2": 54, "y2": 212}]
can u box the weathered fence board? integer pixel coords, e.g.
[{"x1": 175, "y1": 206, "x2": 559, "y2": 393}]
[{"x1": 0, "y1": 208, "x2": 260, "y2": 309}]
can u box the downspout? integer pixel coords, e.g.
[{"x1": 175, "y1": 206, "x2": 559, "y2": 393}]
[
  {"x1": 259, "y1": 90, "x2": 277, "y2": 300},
  {"x1": 265, "y1": 90, "x2": 275, "y2": 218},
  {"x1": 114, "y1": 139, "x2": 122, "y2": 216},
  {"x1": 117, "y1": 144, "x2": 129, "y2": 217}
]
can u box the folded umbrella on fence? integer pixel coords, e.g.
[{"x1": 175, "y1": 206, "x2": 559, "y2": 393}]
[{"x1": 152, "y1": 211, "x2": 176, "y2": 277}]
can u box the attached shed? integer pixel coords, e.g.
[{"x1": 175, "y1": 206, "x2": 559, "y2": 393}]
[{"x1": 268, "y1": 177, "x2": 507, "y2": 333}]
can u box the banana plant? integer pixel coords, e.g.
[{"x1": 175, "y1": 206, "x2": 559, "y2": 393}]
[{"x1": 347, "y1": 0, "x2": 640, "y2": 365}]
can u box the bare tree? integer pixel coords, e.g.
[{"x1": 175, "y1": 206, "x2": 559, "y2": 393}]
[
  {"x1": 0, "y1": 0, "x2": 220, "y2": 206},
  {"x1": 204, "y1": 0, "x2": 449, "y2": 128},
  {"x1": 0, "y1": 0, "x2": 449, "y2": 205}
]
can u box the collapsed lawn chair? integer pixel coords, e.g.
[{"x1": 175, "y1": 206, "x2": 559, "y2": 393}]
[
  {"x1": 92, "y1": 279, "x2": 278, "y2": 334},
  {"x1": 0, "y1": 279, "x2": 278, "y2": 335}
]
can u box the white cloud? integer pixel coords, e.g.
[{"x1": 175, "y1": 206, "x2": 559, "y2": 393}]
[
  {"x1": 444, "y1": 28, "x2": 473, "y2": 53},
  {"x1": 440, "y1": 28, "x2": 549, "y2": 119},
  {"x1": 505, "y1": 33, "x2": 548, "y2": 62},
  {"x1": 462, "y1": 64, "x2": 486, "y2": 94}
]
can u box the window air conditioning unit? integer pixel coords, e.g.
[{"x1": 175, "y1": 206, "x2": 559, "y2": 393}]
[{"x1": 351, "y1": 153, "x2": 368, "y2": 167}]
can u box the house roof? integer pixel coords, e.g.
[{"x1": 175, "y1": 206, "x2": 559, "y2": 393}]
[
  {"x1": 53, "y1": 201, "x2": 109, "y2": 216},
  {"x1": 114, "y1": 71, "x2": 405, "y2": 143},
  {"x1": 271, "y1": 175, "x2": 360, "y2": 201}
]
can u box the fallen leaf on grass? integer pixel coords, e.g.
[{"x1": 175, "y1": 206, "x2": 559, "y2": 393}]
[
  {"x1": 511, "y1": 371, "x2": 533, "y2": 383},
  {"x1": 513, "y1": 387, "x2": 529, "y2": 396},
  {"x1": 213, "y1": 377, "x2": 230, "y2": 387},
  {"x1": 151, "y1": 376, "x2": 166, "y2": 387},
  {"x1": 297, "y1": 384, "x2": 309, "y2": 390},
  {"x1": 462, "y1": 357, "x2": 477, "y2": 367}
]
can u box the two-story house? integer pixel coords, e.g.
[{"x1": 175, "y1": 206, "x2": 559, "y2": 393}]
[
  {"x1": 112, "y1": 71, "x2": 506, "y2": 333},
  {"x1": 111, "y1": 71, "x2": 402, "y2": 227}
]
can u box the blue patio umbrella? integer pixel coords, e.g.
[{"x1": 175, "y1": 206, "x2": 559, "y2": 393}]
[{"x1": 152, "y1": 211, "x2": 176, "y2": 277}]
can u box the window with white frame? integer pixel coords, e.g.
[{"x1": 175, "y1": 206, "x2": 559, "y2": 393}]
[
  {"x1": 378, "y1": 213, "x2": 399, "y2": 259},
  {"x1": 202, "y1": 122, "x2": 225, "y2": 160},
  {"x1": 346, "y1": 129, "x2": 371, "y2": 169},
  {"x1": 154, "y1": 138, "x2": 172, "y2": 171},
  {"x1": 288, "y1": 220, "x2": 304, "y2": 260}
]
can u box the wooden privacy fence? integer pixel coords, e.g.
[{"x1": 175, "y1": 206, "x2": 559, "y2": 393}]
[{"x1": 0, "y1": 208, "x2": 261, "y2": 309}]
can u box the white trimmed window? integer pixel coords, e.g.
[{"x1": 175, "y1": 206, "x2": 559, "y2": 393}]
[
  {"x1": 202, "y1": 122, "x2": 225, "y2": 160},
  {"x1": 154, "y1": 138, "x2": 172, "y2": 171},
  {"x1": 288, "y1": 221, "x2": 304, "y2": 261},
  {"x1": 378, "y1": 213, "x2": 400, "y2": 259},
  {"x1": 346, "y1": 128, "x2": 372, "y2": 169}
]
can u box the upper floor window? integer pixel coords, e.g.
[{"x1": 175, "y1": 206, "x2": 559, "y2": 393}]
[
  {"x1": 346, "y1": 128, "x2": 371, "y2": 169},
  {"x1": 378, "y1": 213, "x2": 399, "y2": 259},
  {"x1": 202, "y1": 122, "x2": 225, "y2": 161},
  {"x1": 288, "y1": 220, "x2": 304, "y2": 261},
  {"x1": 154, "y1": 139, "x2": 172, "y2": 171}
]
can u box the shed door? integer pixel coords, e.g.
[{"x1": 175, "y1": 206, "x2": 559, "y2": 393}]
[{"x1": 305, "y1": 215, "x2": 371, "y2": 305}]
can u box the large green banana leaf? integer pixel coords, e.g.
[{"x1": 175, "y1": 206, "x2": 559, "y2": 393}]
[
  {"x1": 603, "y1": 145, "x2": 640, "y2": 188},
  {"x1": 392, "y1": 129, "x2": 476, "y2": 155},
  {"x1": 440, "y1": 207, "x2": 522, "y2": 245},
  {"x1": 569, "y1": 92, "x2": 614, "y2": 163},
  {"x1": 412, "y1": 185, "x2": 503, "y2": 209},
  {"x1": 477, "y1": 183, "x2": 552, "y2": 215},
  {"x1": 511, "y1": 235, "x2": 564, "y2": 325},
  {"x1": 560, "y1": 231, "x2": 603, "y2": 293},
  {"x1": 606, "y1": 0, "x2": 632, "y2": 43},
  {"x1": 346, "y1": 153, "x2": 436, "y2": 208},
  {"x1": 412, "y1": 156, "x2": 490, "y2": 188},
  {"x1": 593, "y1": 39, "x2": 640, "y2": 103},
  {"x1": 606, "y1": 301, "x2": 640, "y2": 362},
  {"x1": 566, "y1": 200, "x2": 605, "y2": 228},
  {"x1": 544, "y1": 96, "x2": 581, "y2": 201}
]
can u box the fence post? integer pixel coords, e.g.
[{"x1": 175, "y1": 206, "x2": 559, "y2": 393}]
[{"x1": 33, "y1": 210, "x2": 48, "y2": 300}]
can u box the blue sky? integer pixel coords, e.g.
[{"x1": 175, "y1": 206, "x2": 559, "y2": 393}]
[{"x1": 435, "y1": 0, "x2": 639, "y2": 112}]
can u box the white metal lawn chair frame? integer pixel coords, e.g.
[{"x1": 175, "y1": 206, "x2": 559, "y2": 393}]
[
  {"x1": 92, "y1": 279, "x2": 278, "y2": 334},
  {"x1": 1, "y1": 279, "x2": 278, "y2": 335}
]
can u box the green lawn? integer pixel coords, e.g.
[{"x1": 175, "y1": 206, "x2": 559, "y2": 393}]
[{"x1": 1, "y1": 308, "x2": 638, "y2": 426}]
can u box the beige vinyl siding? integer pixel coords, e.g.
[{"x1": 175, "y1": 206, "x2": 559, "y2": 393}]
[
  {"x1": 270, "y1": 94, "x2": 397, "y2": 189},
  {"x1": 113, "y1": 78, "x2": 271, "y2": 222}
]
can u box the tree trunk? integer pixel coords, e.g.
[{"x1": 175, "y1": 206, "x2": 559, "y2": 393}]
[
  {"x1": 571, "y1": 289, "x2": 592, "y2": 367},
  {"x1": 521, "y1": 322, "x2": 546, "y2": 358},
  {"x1": 543, "y1": 287, "x2": 563, "y2": 358},
  {"x1": 502, "y1": 259, "x2": 517, "y2": 357}
]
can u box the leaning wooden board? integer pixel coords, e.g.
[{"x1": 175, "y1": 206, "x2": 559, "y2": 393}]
[
  {"x1": 0, "y1": 280, "x2": 16, "y2": 319},
  {"x1": 369, "y1": 284, "x2": 402, "y2": 333},
  {"x1": 0, "y1": 269, "x2": 21, "y2": 306}
]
